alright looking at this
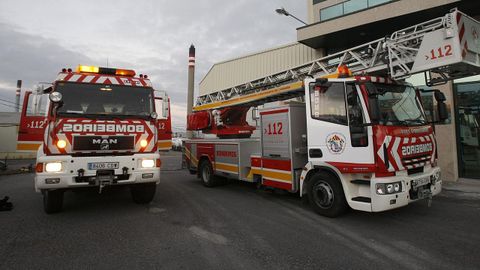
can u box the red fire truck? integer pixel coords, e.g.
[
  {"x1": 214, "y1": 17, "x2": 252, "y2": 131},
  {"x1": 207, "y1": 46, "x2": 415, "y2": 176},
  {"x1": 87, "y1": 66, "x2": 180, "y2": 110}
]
[
  {"x1": 185, "y1": 9, "x2": 480, "y2": 217},
  {"x1": 17, "y1": 65, "x2": 172, "y2": 213}
]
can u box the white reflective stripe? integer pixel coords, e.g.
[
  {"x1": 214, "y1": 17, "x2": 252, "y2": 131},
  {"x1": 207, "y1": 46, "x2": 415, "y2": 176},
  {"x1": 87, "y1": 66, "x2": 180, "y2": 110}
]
[
  {"x1": 419, "y1": 136, "x2": 425, "y2": 142},
  {"x1": 68, "y1": 74, "x2": 82, "y2": 82},
  {"x1": 403, "y1": 138, "x2": 409, "y2": 144},
  {"x1": 391, "y1": 137, "x2": 404, "y2": 170},
  {"x1": 56, "y1": 73, "x2": 67, "y2": 81},
  {"x1": 411, "y1": 137, "x2": 417, "y2": 143},
  {"x1": 425, "y1": 135, "x2": 431, "y2": 142},
  {"x1": 83, "y1": 75, "x2": 96, "y2": 83}
]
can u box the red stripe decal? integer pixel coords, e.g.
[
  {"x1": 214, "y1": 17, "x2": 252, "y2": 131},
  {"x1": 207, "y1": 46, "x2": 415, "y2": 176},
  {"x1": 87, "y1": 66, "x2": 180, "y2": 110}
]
[
  {"x1": 260, "y1": 109, "x2": 288, "y2": 116},
  {"x1": 459, "y1": 25, "x2": 465, "y2": 41},
  {"x1": 326, "y1": 162, "x2": 376, "y2": 173},
  {"x1": 262, "y1": 158, "x2": 291, "y2": 171},
  {"x1": 251, "y1": 157, "x2": 262, "y2": 167},
  {"x1": 263, "y1": 179, "x2": 292, "y2": 191},
  {"x1": 456, "y1": 12, "x2": 461, "y2": 24}
]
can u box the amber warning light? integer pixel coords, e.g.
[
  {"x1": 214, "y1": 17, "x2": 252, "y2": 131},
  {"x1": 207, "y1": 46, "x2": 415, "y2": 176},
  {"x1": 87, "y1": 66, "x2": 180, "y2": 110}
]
[{"x1": 76, "y1": 65, "x2": 136, "y2": 77}]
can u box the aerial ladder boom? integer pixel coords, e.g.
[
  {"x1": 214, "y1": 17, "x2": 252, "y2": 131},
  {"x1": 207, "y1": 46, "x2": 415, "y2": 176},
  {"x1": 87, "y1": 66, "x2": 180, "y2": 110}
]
[{"x1": 193, "y1": 9, "x2": 480, "y2": 112}]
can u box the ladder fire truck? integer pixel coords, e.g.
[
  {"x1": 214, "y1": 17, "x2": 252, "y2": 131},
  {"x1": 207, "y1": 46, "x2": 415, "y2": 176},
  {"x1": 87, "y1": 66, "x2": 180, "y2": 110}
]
[
  {"x1": 185, "y1": 9, "x2": 480, "y2": 217},
  {"x1": 17, "y1": 65, "x2": 172, "y2": 213}
]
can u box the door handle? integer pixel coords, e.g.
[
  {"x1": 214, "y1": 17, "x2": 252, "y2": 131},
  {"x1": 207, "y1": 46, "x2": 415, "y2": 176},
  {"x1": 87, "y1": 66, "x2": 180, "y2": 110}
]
[{"x1": 309, "y1": 148, "x2": 323, "y2": 158}]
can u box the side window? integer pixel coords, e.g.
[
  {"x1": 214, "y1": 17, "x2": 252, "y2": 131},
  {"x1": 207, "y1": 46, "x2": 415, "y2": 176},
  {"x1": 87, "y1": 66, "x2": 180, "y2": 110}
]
[
  {"x1": 26, "y1": 93, "x2": 49, "y2": 116},
  {"x1": 346, "y1": 84, "x2": 368, "y2": 147},
  {"x1": 309, "y1": 82, "x2": 347, "y2": 125}
]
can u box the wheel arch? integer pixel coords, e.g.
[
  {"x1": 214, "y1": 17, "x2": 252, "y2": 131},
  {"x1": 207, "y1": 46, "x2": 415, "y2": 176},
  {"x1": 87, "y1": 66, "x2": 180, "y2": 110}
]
[{"x1": 302, "y1": 165, "x2": 344, "y2": 196}]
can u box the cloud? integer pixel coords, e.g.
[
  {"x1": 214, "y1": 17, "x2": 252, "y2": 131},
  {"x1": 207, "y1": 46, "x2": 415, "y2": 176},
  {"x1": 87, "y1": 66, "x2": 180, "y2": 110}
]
[{"x1": 0, "y1": 0, "x2": 306, "y2": 130}]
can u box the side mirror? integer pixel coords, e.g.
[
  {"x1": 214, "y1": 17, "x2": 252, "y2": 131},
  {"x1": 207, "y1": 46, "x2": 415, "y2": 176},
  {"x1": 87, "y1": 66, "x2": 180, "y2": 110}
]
[
  {"x1": 433, "y1": 90, "x2": 448, "y2": 122},
  {"x1": 437, "y1": 102, "x2": 448, "y2": 122},
  {"x1": 368, "y1": 98, "x2": 381, "y2": 123}
]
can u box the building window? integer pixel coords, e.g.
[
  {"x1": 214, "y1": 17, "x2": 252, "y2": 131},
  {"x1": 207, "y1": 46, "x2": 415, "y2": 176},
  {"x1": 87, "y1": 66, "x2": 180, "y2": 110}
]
[
  {"x1": 313, "y1": 0, "x2": 327, "y2": 4},
  {"x1": 320, "y1": 0, "x2": 394, "y2": 22}
]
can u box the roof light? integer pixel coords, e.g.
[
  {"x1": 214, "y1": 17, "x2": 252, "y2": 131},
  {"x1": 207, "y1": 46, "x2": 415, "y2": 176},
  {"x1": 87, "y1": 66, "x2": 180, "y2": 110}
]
[
  {"x1": 77, "y1": 65, "x2": 99, "y2": 73},
  {"x1": 337, "y1": 65, "x2": 352, "y2": 78},
  {"x1": 115, "y1": 69, "x2": 136, "y2": 77},
  {"x1": 76, "y1": 65, "x2": 136, "y2": 77}
]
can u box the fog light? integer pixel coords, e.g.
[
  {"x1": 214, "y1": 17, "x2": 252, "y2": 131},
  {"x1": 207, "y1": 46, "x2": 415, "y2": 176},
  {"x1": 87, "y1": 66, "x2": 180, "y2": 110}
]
[
  {"x1": 140, "y1": 139, "x2": 148, "y2": 148},
  {"x1": 45, "y1": 178, "x2": 60, "y2": 184},
  {"x1": 45, "y1": 162, "x2": 62, "y2": 172},
  {"x1": 141, "y1": 159, "x2": 155, "y2": 168},
  {"x1": 142, "y1": 173, "x2": 154, "y2": 179}
]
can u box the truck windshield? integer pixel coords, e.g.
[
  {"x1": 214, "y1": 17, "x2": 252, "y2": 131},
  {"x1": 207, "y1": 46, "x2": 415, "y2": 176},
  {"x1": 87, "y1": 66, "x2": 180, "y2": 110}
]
[
  {"x1": 55, "y1": 82, "x2": 153, "y2": 118},
  {"x1": 372, "y1": 83, "x2": 427, "y2": 126}
]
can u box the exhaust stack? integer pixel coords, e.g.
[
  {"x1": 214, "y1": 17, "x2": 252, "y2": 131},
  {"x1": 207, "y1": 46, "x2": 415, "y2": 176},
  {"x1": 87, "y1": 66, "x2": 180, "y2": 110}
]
[{"x1": 15, "y1": 80, "x2": 22, "y2": 112}]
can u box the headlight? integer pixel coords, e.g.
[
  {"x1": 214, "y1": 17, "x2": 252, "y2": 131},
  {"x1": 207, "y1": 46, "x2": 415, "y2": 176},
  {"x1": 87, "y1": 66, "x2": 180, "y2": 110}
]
[
  {"x1": 140, "y1": 139, "x2": 148, "y2": 148},
  {"x1": 376, "y1": 181, "x2": 403, "y2": 195},
  {"x1": 141, "y1": 159, "x2": 155, "y2": 168},
  {"x1": 45, "y1": 162, "x2": 62, "y2": 173}
]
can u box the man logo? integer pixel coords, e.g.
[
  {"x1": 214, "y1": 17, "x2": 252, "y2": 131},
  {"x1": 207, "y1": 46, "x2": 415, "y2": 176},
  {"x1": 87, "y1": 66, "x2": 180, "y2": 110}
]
[{"x1": 92, "y1": 138, "x2": 117, "y2": 151}]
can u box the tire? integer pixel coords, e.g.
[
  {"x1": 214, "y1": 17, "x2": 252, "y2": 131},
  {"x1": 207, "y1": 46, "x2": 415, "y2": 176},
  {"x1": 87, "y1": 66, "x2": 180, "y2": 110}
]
[
  {"x1": 307, "y1": 172, "x2": 348, "y2": 217},
  {"x1": 131, "y1": 183, "x2": 156, "y2": 204},
  {"x1": 199, "y1": 160, "x2": 218, "y2": 187},
  {"x1": 43, "y1": 189, "x2": 64, "y2": 214}
]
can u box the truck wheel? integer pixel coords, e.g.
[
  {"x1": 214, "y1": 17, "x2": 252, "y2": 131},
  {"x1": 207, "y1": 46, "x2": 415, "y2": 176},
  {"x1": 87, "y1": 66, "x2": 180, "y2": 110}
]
[
  {"x1": 307, "y1": 172, "x2": 348, "y2": 217},
  {"x1": 131, "y1": 183, "x2": 156, "y2": 204},
  {"x1": 43, "y1": 189, "x2": 64, "y2": 214},
  {"x1": 199, "y1": 160, "x2": 217, "y2": 187}
]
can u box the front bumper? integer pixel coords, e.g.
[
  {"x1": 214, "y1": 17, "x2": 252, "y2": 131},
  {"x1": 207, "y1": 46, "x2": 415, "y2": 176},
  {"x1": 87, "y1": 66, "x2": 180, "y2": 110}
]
[
  {"x1": 35, "y1": 153, "x2": 160, "y2": 192},
  {"x1": 369, "y1": 167, "x2": 442, "y2": 212}
]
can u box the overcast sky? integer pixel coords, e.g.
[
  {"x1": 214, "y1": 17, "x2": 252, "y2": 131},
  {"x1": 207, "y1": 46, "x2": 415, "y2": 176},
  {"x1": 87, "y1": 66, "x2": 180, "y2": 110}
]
[{"x1": 0, "y1": 0, "x2": 307, "y2": 131}]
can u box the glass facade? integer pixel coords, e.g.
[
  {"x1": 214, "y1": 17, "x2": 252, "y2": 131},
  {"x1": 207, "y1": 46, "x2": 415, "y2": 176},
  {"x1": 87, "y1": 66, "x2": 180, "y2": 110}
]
[
  {"x1": 320, "y1": 0, "x2": 394, "y2": 22},
  {"x1": 454, "y1": 81, "x2": 480, "y2": 179}
]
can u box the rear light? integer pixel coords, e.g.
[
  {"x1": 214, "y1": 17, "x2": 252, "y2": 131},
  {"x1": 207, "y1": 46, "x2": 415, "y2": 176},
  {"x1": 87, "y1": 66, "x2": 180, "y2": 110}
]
[
  {"x1": 156, "y1": 159, "x2": 162, "y2": 168},
  {"x1": 36, "y1": 163, "x2": 43, "y2": 173},
  {"x1": 140, "y1": 139, "x2": 148, "y2": 148},
  {"x1": 375, "y1": 171, "x2": 396, "y2": 177}
]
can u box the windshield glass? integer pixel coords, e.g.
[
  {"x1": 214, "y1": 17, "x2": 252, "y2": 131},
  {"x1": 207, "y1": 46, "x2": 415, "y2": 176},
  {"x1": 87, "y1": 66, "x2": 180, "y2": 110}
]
[
  {"x1": 372, "y1": 83, "x2": 427, "y2": 126},
  {"x1": 55, "y1": 82, "x2": 153, "y2": 118}
]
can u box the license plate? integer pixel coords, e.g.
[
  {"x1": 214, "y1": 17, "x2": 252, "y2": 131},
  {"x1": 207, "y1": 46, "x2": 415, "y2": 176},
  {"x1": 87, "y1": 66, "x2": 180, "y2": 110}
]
[
  {"x1": 88, "y1": 162, "x2": 119, "y2": 170},
  {"x1": 412, "y1": 176, "x2": 430, "y2": 187}
]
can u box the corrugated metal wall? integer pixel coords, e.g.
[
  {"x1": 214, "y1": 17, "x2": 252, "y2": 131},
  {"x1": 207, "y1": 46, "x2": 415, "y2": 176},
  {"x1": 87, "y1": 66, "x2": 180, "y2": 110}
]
[{"x1": 199, "y1": 42, "x2": 323, "y2": 95}]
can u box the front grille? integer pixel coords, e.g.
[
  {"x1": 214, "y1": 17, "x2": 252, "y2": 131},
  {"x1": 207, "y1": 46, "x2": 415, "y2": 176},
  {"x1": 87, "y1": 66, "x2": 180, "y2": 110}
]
[
  {"x1": 73, "y1": 136, "x2": 134, "y2": 151},
  {"x1": 402, "y1": 154, "x2": 431, "y2": 169},
  {"x1": 408, "y1": 167, "x2": 424, "y2": 175}
]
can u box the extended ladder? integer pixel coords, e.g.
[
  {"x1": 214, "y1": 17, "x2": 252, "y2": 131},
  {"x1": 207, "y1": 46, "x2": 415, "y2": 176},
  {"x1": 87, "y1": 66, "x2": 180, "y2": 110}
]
[{"x1": 194, "y1": 9, "x2": 480, "y2": 111}]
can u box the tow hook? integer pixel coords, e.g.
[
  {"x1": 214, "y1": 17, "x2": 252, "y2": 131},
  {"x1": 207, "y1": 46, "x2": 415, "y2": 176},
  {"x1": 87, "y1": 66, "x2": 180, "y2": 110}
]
[{"x1": 420, "y1": 188, "x2": 433, "y2": 207}]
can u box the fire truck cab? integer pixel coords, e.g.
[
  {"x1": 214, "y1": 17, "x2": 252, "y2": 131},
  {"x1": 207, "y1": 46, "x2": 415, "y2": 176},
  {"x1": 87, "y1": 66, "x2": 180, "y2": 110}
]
[{"x1": 17, "y1": 65, "x2": 172, "y2": 213}]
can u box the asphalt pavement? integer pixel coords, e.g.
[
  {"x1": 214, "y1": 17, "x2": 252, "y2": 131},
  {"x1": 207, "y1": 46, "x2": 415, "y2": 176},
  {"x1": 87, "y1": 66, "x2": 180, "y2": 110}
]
[{"x1": 0, "y1": 151, "x2": 479, "y2": 270}]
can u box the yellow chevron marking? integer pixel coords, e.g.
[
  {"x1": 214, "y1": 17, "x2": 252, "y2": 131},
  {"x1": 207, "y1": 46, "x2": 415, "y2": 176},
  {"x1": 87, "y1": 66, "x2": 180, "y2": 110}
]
[
  {"x1": 157, "y1": 141, "x2": 172, "y2": 149},
  {"x1": 215, "y1": 162, "x2": 238, "y2": 173},
  {"x1": 193, "y1": 81, "x2": 304, "y2": 111},
  {"x1": 251, "y1": 168, "x2": 292, "y2": 182},
  {"x1": 16, "y1": 143, "x2": 41, "y2": 151}
]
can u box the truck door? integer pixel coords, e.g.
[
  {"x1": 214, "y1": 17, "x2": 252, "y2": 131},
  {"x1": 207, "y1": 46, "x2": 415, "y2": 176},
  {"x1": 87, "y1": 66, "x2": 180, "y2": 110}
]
[
  {"x1": 154, "y1": 90, "x2": 172, "y2": 151},
  {"x1": 17, "y1": 91, "x2": 49, "y2": 152},
  {"x1": 305, "y1": 79, "x2": 374, "y2": 169}
]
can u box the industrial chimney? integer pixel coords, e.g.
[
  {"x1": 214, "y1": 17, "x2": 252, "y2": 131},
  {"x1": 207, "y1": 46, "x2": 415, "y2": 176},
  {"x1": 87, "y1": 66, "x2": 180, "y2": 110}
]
[{"x1": 187, "y1": 44, "x2": 195, "y2": 139}]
